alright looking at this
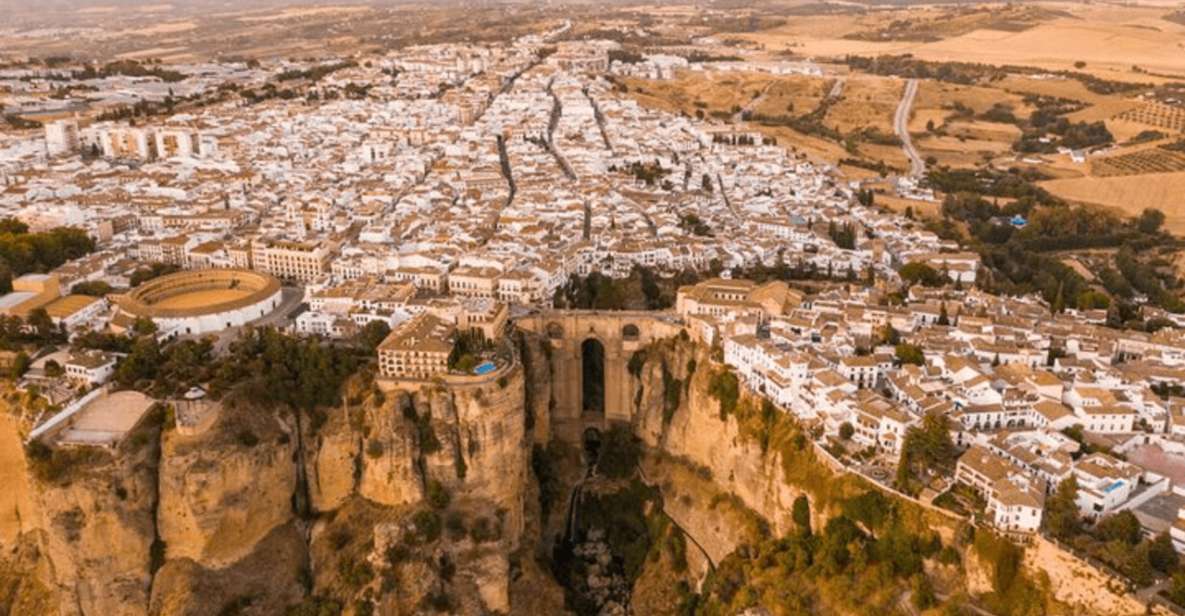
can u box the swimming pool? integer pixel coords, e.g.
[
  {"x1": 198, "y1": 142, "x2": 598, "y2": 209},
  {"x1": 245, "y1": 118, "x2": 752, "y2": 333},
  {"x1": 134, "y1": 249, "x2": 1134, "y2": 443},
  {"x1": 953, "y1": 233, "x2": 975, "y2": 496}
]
[{"x1": 474, "y1": 361, "x2": 497, "y2": 375}]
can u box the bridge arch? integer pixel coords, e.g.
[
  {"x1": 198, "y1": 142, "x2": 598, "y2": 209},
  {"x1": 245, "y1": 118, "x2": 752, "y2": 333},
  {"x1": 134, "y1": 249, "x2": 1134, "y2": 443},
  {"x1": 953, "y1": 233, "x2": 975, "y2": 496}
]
[
  {"x1": 516, "y1": 311, "x2": 686, "y2": 440},
  {"x1": 581, "y1": 337, "x2": 606, "y2": 417}
]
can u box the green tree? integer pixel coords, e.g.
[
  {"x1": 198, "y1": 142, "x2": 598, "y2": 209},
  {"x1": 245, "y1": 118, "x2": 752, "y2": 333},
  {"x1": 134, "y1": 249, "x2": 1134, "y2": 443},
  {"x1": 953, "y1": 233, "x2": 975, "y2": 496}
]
[
  {"x1": 899, "y1": 262, "x2": 945, "y2": 287},
  {"x1": 70, "y1": 280, "x2": 113, "y2": 296},
  {"x1": 1149, "y1": 532, "x2": 1180, "y2": 574},
  {"x1": 354, "y1": 320, "x2": 391, "y2": 352},
  {"x1": 25, "y1": 308, "x2": 56, "y2": 341},
  {"x1": 1137, "y1": 208, "x2": 1166, "y2": 234},
  {"x1": 896, "y1": 414, "x2": 956, "y2": 494},
  {"x1": 792, "y1": 495, "x2": 811, "y2": 536},
  {"x1": 842, "y1": 490, "x2": 891, "y2": 536},
  {"x1": 1043, "y1": 475, "x2": 1080, "y2": 541},
  {"x1": 8, "y1": 351, "x2": 30, "y2": 379},
  {"x1": 44, "y1": 359, "x2": 63, "y2": 378},
  {"x1": 895, "y1": 343, "x2": 925, "y2": 366},
  {"x1": 1095, "y1": 510, "x2": 1141, "y2": 545},
  {"x1": 132, "y1": 317, "x2": 158, "y2": 337}
]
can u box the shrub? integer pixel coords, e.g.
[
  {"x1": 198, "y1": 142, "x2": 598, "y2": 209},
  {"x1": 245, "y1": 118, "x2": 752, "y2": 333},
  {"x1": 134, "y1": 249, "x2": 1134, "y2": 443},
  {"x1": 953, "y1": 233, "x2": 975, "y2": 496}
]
[
  {"x1": 426, "y1": 479, "x2": 450, "y2": 509},
  {"x1": 597, "y1": 425, "x2": 639, "y2": 479},
  {"x1": 328, "y1": 527, "x2": 353, "y2": 550},
  {"x1": 25, "y1": 442, "x2": 108, "y2": 485},
  {"x1": 707, "y1": 370, "x2": 740, "y2": 419},
  {"x1": 336, "y1": 556, "x2": 374, "y2": 590},
  {"x1": 236, "y1": 429, "x2": 259, "y2": 448},
  {"x1": 365, "y1": 439, "x2": 384, "y2": 459},
  {"x1": 405, "y1": 509, "x2": 441, "y2": 545},
  {"x1": 385, "y1": 543, "x2": 410, "y2": 566},
  {"x1": 445, "y1": 512, "x2": 467, "y2": 539},
  {"x1": 469, "y1": 516, "x2": 501, "y2": 543}
]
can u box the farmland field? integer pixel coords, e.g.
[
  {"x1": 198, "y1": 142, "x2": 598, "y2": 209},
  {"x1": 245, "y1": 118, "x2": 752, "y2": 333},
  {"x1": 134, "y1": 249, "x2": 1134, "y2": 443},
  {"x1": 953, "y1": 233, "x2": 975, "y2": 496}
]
[
  {"x1": 1041, "y1": 172, "x2": 1185, "y2": 234},
  {"x1": 1091, "y1": 148, "x2": 1185, "y2": 177},
  {"x1": 1115, "y1": 103, "x2": 1185, "y2": 133}
]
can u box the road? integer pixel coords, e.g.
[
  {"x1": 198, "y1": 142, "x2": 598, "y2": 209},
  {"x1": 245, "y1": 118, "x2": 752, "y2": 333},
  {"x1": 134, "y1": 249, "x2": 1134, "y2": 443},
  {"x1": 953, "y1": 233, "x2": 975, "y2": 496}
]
[
  {"x1": 201, "y1": 286, "x2": 306, "y2": 354},
  {"x1": 894, "y1": 78, "x2": 925, "y2": 178},
  {"x1": 732, "y1": 80, "x2": 774, "y2": 123}
]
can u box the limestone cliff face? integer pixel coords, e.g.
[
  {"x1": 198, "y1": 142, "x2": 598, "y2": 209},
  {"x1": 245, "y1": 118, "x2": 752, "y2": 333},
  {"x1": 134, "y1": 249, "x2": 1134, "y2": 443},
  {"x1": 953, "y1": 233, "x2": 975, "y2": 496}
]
[
  {"x1": 0, "y1": 355, "x2": 539, "y2": 616},
  {"x1": 0, "y1": 414, "x2": 40, "y2": 552},
  {"x1": 517, "y1": 331, "x2": 555, "y2": 445},
  {"x1": 419, "y1": 367, "x2": 528, "y2": 549},
  {"x1": 148, "y1": 523, "x2": 307, "y2": 616},
  {"x1": 631, "y1": 340, "x2": 820, "y2": 545},
  {"x1": 304, "y1": 401, "x2": 360, "y2": 513},
  {"x1": 28, "y1": 420, "x2": 161, "y2": 616},
  {"x1": 356, "y1": 393, "x2": 422, "y2": 509},
  {"x1": 157, "y1": 405, "x2": 296, "y2": 569}
]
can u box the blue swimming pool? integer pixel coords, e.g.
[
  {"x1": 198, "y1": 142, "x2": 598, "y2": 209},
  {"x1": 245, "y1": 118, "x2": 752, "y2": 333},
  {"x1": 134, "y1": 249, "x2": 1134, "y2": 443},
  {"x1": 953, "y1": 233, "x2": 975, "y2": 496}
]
[{"x1": 474, "y1": 361, "x2": 497, "y2": 375}]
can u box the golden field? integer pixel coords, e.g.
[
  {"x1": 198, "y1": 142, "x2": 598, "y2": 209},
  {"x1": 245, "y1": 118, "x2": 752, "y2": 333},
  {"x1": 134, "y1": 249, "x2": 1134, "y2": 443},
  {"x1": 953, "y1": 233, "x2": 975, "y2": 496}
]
[
  {"x1": 1040, "y1": 172, "x2": 1185, "y2": 234},
  {"x1": 740, "y1": 4, "x2": 1185, "y2": 82}
]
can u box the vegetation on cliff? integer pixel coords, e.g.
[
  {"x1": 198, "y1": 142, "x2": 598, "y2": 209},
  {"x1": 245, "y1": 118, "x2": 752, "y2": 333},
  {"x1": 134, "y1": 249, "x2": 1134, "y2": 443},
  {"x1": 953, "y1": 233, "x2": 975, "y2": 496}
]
[
  {"x1": 972, "y1": 528, "x2": 1051, "y2": 615},
  {"x1": 694, "y1": 488, "x2": 953, "y2": 615},
  {"x1": 1043, "y1": 476, "x2": 1179, "y2": 588}
]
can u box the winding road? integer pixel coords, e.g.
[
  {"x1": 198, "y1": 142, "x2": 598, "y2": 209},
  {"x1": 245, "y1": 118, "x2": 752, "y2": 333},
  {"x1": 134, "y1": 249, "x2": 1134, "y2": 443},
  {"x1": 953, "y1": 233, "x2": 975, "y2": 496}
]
[{"x1": 894, "y1": 78, "x2": 925, "y2": 178}]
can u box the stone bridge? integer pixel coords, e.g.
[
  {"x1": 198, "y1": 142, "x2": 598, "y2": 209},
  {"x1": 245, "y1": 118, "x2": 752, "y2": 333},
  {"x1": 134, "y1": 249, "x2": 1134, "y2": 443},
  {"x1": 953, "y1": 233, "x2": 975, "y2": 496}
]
[{"x1": 516, "y1": 310, "x2": 685, "y2": 440}]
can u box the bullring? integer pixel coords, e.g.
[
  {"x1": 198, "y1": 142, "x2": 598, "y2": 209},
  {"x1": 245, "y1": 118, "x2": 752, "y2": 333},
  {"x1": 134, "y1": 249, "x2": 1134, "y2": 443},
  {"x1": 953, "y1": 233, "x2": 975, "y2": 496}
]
[{"x1": 112, "y1": 269, "x2": 283, "y2": 336}]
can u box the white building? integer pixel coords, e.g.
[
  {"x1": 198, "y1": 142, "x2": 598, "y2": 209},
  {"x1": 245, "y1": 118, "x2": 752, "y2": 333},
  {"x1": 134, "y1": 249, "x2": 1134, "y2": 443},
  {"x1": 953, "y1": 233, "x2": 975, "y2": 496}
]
[
  {"x1": 955, "y1": 445, "x2": 1045, "y2": 533},
  {"x1": 45, "y1": 119, "x2": 79, "y2": 157}
]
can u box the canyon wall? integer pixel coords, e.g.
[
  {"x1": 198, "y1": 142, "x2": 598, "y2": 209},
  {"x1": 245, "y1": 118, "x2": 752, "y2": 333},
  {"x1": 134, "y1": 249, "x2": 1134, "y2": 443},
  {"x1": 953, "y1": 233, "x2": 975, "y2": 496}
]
[
  {"x1": 0, "y1": 355, "x2": 542, "y2": 616},
  {"x1": 0, "y1": 323, "x2": 1176, "y2": 616}
]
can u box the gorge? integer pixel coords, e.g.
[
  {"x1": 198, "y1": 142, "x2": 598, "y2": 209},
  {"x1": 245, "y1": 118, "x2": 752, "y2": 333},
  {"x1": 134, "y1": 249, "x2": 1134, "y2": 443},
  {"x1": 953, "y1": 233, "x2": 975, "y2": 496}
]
[{"x1": 0, "y1": 312, "x2": 1164, "y2": 615}]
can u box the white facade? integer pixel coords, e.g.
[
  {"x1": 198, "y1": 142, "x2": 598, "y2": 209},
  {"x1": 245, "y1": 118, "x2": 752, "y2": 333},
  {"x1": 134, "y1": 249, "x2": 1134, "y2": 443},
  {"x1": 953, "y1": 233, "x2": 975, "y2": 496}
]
[
  {"x1": 153, "y1": 288, "x2": 283, "y2": 336},
  {"x1": 45, "y1": 120, "x2": 79, "y2": 157}
]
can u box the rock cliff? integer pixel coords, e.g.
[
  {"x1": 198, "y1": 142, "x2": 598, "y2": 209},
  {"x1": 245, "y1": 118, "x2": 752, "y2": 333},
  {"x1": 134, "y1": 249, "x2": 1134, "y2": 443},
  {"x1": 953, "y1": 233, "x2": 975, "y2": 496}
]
[
  {"x1": 157, "y1": 403, "x2": 296, "y2": 569},
  {"x1": 0, "y1": 328, "x2": 1169, "y2": 616},
  {"x1": 0, "y1": 357, "x2": 542, "y2": 616}
]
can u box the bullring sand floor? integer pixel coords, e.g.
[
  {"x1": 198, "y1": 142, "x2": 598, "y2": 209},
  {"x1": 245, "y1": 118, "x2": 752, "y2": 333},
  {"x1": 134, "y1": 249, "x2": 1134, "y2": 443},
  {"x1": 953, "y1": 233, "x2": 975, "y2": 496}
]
[{"x1": 150, "y1": 288, "x2": 255, "y2": 310}]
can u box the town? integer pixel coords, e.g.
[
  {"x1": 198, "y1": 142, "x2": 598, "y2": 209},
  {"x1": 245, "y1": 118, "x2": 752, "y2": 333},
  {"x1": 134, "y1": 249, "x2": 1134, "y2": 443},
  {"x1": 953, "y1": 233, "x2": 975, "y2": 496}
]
[{"x1": 5, "y1": 9, "x2": 1185, "y2": 616}]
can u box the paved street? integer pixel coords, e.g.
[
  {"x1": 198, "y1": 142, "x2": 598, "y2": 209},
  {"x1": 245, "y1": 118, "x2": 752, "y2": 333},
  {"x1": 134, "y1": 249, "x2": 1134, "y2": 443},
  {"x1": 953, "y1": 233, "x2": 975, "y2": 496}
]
[{"x1": 894, "y1": 78, "x2": 925, "y2": 178}]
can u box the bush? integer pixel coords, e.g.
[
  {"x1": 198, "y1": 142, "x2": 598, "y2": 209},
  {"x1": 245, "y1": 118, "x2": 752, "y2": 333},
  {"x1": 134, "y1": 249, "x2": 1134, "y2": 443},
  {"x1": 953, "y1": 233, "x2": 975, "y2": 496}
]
[
  {"x1": 426, "y1": 479, "x2": 450, "y2": 509},
  {"x1": 469, "y1": 515, "x2": 501, "y2": 543},
  {"x1": 597, "y1": 425, "x2": 639, "y2": 479},
  {"x1": 445, "y1": 512, "x2": 467, "y2": 539},
  {"x1": 707, "y1": 370, "x2": 740, "y2": 419},
  {"x1": 336, "y1": 556, "x2": 374, "y2": 590},
  {"x1": 365, "y1": 438, "x2": 384, "y2": 458},
  {"x1": 405, "y1": 509, "x2": 441, "y2": 545},
  {"x1": 236, "y1": 429, "x2": 259, "y2": 448},
  {"x1": 25, "y1": 442, "x2": 108, "y2": 485}
]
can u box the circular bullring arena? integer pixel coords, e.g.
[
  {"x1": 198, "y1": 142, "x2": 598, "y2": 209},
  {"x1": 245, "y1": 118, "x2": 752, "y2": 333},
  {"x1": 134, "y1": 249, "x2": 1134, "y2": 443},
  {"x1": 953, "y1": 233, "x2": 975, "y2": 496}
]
[{"x1": 114, "y1": 269, "x2": 283, "y2": 336}]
